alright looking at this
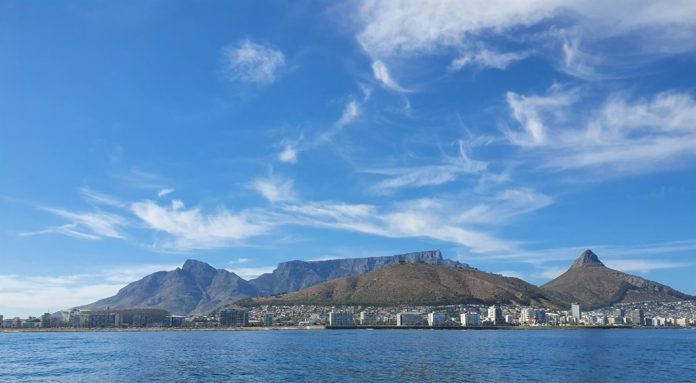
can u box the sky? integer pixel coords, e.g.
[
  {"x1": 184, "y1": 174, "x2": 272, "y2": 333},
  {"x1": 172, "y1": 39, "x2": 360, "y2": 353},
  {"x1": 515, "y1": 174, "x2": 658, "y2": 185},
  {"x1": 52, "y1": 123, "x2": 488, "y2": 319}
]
[{"x1": 2, "y1": 0, "x2": 696, "y2": 317}]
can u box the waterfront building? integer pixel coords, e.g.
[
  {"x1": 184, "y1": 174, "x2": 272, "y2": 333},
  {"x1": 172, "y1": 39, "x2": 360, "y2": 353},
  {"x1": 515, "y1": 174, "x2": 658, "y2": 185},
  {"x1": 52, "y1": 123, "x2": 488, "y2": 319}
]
[
  {"x1": 504, "y1": 314, "x2": 516, "y2": 325},
  {"x1": 264, "y1": 312, "x2": 274, "y2": 327},
  {"x1": 359, "y1": 311, "x2": 377, "y2": 325},
  {"x1": 88, "y1": 312, "x2": 121, "y2": 328},
  {"x1": 165, "y1": 315, "x2": 186, "y2": 327},
  {"x1": 132, "y1": 312, "x2": 154, "y2": 328},
  {"x1": 396, "y1": 312, "x2": 424, "y2": 326},
  {"x1": 519, "y1": 308, "x2": 534, "y2": 324},
  {"x1": 40, "y1": 313, "x2": 51, "y2": 328},
  {"x1": 676, "y1": 318, "x2": 689, "y2": 327},
  {"x1": 0, "y1": 315, "x2": 3, "y2": 325},
  {"x1": 629, "y1": 309, "x2": 644, "y2": 326},
  {"x1": 571, "y1": 303, "x2": 581, "y2": 321},
  {"x1": 460, "y1": 313, "x2": 480, "y2": 326},
  {"x1": 329, "y1": 311, "x2": 354, "y2": 327},
  {"x1": 427, "y1": 312, "x2": 446, "y2": 327},
  {"x1": 614, "y1": 308, "x2": 625, "y2": 323},
  {"x1": 487, "y1": 306, "x2": 504, "y2": 325},
  {"x1": 219, "y1": 309, "x2": 249, "y2": 327}
]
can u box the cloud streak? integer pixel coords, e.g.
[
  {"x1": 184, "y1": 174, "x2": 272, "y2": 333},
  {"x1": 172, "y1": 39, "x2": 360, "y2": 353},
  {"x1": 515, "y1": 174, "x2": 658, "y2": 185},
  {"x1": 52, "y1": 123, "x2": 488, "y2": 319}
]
[{"x1": 224, "y1": 39, "x2": 285, "y2": 84}]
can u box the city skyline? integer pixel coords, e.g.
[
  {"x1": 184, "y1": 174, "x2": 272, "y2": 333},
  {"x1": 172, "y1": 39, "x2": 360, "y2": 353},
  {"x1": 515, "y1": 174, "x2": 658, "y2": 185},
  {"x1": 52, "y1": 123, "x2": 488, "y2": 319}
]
[{"x1": 2, "y1": 1, "x2": 696, "y2": 317}]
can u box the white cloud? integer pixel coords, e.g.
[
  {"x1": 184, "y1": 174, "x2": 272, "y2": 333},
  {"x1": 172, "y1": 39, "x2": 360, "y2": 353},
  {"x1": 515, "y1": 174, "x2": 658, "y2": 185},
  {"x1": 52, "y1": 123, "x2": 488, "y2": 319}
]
[
  {"x1": 157, "y1": 188, "x2": 174, "y2": 198},
  {"x1": 248, "y1": 176, "x2": 296, "y2": 203},
  {"x1": 226, "y1": 266, "x2": 275, "y2": 280},
  {"x1": 603, "y1": 259, "x2": 686, "y2": 274},
  {"x1": 371, "y1": 60, "x2": 410, "y2": 92},
  {"x1": 450, "y1": 49, "x2": 530, "y2": 71},
  {"x1": 80, "y1": 187, "x2": 127, "y2": 208},
  {"x1": 224, "y1": 40, "x2": 285, "y2": 84},
  {"x1": 278, "y1": 192, "x2": 550, "y2": 253},
  {"x1": 366, "y1": 140, "x2": 489, "y2": 191},
  {"x1": 0, "y1": 263, "x2": 180, "y2": 317},
  {"x1": 506, "y1": 88, "x2": 696, "y2": 174},
  {"x1": 131, "y1": 200, "x2": 269, "y2": 250},
  {"x1": 278, "y1": 143, "x2": 299, "y2": 163},
  {"x1": 23, "y1": 207, "x2": 127, "y2": 240},
  {"x1": 356, "y1": 0, "x2": 696, "y2": 76}
]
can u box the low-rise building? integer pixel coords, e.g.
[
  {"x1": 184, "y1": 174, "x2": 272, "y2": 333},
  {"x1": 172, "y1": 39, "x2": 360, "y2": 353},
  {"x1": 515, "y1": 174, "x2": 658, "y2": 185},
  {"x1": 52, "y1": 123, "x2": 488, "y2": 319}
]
[
  {"x1": 460, "y1": 313, "x2": 480, "y2": 326},
  {"x1": 359, "y1": 311, "x2": 378, "y2": 325},
  {"x1": 328, "y1": 311, "x2": 354, "y2": 327},
  {"x1": 396, "y1": 312, "x2": 423, "y2": 326}
]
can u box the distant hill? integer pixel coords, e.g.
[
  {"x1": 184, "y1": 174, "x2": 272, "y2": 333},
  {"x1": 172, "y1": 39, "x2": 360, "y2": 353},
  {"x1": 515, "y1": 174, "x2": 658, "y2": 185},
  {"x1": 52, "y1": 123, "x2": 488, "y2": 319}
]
[
  {"x1": 248, "y1": 249, "x2": 464, "y2": 295},
  {"x1": 541, "y1": 249, "x2": 694, "y2": 310},
  {"x1": 242, "y1": 263, "x2": 562, "y2": 308},
  {"x1": 81, "y1": 260, "x2": 260, "y2": 316}
]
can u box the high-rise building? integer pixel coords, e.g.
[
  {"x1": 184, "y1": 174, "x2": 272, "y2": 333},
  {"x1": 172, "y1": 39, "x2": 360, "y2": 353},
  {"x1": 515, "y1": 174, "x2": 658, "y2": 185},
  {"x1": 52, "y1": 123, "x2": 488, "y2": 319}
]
[
  {"x1": 487, "y1": 306, "x2": 504, "y2": 325},
  {"x1": 165, "y1": 315, "x2": 186, "y2": 327},
  {"x1": 460, "y1": 313, "x2": 481, "y2": 326},
  {"x1": 571, "y1": 303, "x2": 581, "y2": 321},
  {"x1": 40, "y1": 313, "x2": 52, "y2": 328},
  {"x1": 328, "y1": 311, "x2": 354, "y2": 327},
  {"x1": 264, "y1": 312, "x2": 274, "y2": 327},
  {"x1": 629, "y1": 309, "x2": 644, "y2": 326},
  {"x1": 219, "y1": 309, "x2": 249, "y2": 327},
  {"x1": 427, "y1": 312, "x2": 446, "y2": 327}
]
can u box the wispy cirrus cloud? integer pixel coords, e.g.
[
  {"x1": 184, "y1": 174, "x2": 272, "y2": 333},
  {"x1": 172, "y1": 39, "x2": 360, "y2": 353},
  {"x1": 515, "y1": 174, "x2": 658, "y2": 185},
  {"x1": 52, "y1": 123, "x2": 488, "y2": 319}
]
[
  {"x1": 371, "y1": 60, "x2": 410, "y2": 92},
  {"x1": 223, "y1": 39, "x2": 285, "y2": 84},
  {"x1": 248, "y1": 175, "x2": 296, "y2": 203},
  {"x1": 130, "y1": 200, "x2": 270, "y2": 250},
  {"x1": 21, "y1": 207, "x2": 127, "y2": 240},
  {"x1": 505, "y1": 87, "x2": 696, "y2": 175},
  {"x1": 355, "y1": 0, "x2": 696, "y2": 78},
  {"x1": 365, "y1": 140, "x2": 488, "y2": 191}
]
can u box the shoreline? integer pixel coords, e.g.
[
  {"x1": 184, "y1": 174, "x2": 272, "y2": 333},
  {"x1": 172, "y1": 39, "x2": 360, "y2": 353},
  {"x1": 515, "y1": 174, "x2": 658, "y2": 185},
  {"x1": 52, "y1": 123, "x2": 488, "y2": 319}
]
[{"x1": 2, "y1": 325, "x2": 690, "y2": 333}]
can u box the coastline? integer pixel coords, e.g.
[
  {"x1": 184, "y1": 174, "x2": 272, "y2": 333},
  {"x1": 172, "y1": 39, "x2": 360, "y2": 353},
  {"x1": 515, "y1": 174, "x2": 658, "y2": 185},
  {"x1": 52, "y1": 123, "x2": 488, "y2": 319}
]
[{"x1": 3, "y1": 325, "x2": 690, "y2": 333}]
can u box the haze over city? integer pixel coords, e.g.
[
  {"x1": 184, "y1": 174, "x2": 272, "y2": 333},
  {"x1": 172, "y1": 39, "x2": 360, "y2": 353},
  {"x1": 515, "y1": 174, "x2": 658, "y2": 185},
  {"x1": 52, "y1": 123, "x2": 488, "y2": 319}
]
[{"x1": 2, "y1": 1, "x2": 696, "y2": 318}]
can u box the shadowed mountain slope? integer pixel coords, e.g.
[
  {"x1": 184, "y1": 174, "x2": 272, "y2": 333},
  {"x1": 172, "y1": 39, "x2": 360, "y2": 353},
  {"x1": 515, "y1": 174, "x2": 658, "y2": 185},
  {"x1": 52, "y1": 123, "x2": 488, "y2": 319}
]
[{"x1": 82, "y1": 260, "x2": 260, "y2": 316}]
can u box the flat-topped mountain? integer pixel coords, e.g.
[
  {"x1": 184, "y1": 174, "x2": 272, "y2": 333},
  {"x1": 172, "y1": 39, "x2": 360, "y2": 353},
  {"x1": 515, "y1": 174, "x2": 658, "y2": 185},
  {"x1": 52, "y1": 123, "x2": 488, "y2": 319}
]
[
  {"x1": 242, "y1": 263, "x2": 562, "y2": 308},
  {"x1": 82, "y1": 260, "x2": 260, "y2": 316},
  {"x1": 541, "y1": 250, "x2": 694, "y2": 310},
  {"x1": 248, "y1": 249, "x2": 465, "y2": 295}
]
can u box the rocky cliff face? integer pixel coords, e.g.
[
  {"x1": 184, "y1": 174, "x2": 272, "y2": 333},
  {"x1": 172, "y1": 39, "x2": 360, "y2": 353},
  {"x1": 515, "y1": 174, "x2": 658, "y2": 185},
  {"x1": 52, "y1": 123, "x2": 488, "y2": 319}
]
[
  {"x1": 248, "y1": 250, "x2": 466, "y2": 295},
  {"x1": 82, "y1": 260, "x2": 260, "y2": 316},
  {"x1": 542, "y1": 249, "x2": 693, "y2": 309}
]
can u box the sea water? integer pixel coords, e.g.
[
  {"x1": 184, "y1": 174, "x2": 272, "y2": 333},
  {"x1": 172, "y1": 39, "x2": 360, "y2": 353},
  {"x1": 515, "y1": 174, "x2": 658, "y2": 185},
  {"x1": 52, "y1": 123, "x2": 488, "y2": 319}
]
[{"x1": 1, "y1": 329, "x2": 695, "y2": 382}]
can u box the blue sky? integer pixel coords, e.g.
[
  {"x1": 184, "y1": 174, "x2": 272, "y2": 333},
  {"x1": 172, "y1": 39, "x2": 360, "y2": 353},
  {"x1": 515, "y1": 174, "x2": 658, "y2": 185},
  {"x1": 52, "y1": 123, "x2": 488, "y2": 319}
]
[{"x1": 2, "y1": 1, "x2": 696, "y2": 317}]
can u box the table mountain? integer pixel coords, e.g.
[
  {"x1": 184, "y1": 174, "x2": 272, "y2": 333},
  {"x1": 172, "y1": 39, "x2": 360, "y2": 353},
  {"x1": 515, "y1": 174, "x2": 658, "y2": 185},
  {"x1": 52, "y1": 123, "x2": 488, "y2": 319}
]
[
  {"x1": 247, "y1": 249, "x2": 465, "y2": 295},
  {"x1": 541, "y1": 249, "x2": 694, "y2": 310},
  {"x1": 82, "y1": 260, "x2": 260, "y2": 316},
  {"x1": 243, "y1": 263, "x2": 562, "y2": 308}
]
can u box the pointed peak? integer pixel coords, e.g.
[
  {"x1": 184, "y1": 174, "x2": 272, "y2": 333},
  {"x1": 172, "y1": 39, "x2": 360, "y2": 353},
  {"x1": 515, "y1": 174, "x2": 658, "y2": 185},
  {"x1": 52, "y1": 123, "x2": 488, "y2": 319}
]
[
  {"x1": 182, "y1": 259, "x2": 215, "y2": 272},
  {"x1": 571, "y1": 249, "x2": 605, "y2": 268}
]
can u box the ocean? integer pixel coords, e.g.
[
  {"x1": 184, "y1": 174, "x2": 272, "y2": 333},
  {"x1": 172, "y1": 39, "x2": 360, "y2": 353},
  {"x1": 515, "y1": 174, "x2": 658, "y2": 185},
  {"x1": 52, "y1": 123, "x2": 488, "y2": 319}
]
[{"x1": 1, "y1": 329, "x2": 695, "y2": 382}]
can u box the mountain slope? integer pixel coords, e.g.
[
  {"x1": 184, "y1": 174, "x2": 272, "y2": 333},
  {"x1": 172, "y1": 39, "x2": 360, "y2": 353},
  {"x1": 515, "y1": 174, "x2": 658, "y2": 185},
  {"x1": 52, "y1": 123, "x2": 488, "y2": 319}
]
[
  {"x1": 248, "y1": 249, "x2": 464, "y2": 295},
  {"x1": 244, "y1": 263, "x2": 562, "y2": 307},
  {"x1": 82, "y1": 260, "x2": 260, "y2": 316},
  {"x1": 541, "y1": 250, "x2": 694, "y2": 310}
]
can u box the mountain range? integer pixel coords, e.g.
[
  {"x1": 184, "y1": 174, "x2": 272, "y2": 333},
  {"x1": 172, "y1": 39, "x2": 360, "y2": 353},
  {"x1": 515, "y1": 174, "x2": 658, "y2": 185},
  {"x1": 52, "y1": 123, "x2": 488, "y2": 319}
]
[
  {"x1": 81, "y1": 249, "x2": 694, "y2": 315},
  {"x1": 83, "y1": 250, "x2": 460, "y2": 315}
]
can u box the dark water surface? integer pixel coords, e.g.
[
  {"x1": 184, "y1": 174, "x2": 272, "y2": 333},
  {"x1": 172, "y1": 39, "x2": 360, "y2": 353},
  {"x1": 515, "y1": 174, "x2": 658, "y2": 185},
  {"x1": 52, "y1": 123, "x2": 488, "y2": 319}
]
[{"x1": 1, "y1": 329, "x2": 695, "y2": 382}]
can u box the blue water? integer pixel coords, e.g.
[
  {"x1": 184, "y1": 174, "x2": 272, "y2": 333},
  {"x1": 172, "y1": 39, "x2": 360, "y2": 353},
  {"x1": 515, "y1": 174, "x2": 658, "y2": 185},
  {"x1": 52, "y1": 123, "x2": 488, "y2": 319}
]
[{"x1": 1, "y1": 329, "x2": 695, "y2": 382}]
